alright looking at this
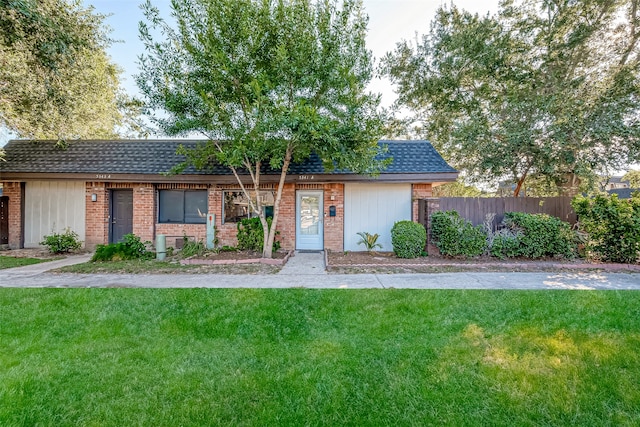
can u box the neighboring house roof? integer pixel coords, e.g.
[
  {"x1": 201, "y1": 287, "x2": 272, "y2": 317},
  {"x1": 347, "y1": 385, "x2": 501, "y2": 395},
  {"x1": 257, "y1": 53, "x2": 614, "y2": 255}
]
[
  {"x1": 0, "y1": 139, "x2": 457, "y2": 183},
  {"x1": 608, "y1": 188, "x2": 640, "y2": 199}
]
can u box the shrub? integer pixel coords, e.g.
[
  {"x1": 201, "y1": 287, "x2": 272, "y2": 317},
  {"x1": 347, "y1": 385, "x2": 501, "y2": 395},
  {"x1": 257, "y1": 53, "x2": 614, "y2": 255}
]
[
  {"x1": 489, "y1": 228, "x2": 522, "y2": 259},
  {"x1": 390, "y1": 220, "x2": 426, "y2": 259},
  {"x1": 430, "y1": 211, "x2": 486, "y2": 257},
  {"x1": 180, "y1": 235, "x2": 206, "y2": 258},
  {"x1": 356, "y1": 232, "x2": 382, "y2": 252},
  {"x1": 40, "y1": 228, "x2": 82, "y2": 253},
  {"x1": 572, "y1": 193, "x2": 640, "y2": 263},
  {"x1": 236, "y1": 217, "x2": 280, "y2": 253},
  {"x1": 92, "y1": 233, "x2": 152, "y2": 262},
  {"x1": 503, "y1": 212, "x2": 576, "y2": 259}
]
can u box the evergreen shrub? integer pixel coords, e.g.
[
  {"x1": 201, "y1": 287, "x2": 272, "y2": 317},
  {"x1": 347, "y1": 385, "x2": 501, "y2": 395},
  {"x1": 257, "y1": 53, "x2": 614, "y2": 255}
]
[
  {"x1": 430, "y1": 211, "x2": 486, "y2": 257},
  {"x1": 390, "y1": 220, "x2": 426, "y2": 259}
]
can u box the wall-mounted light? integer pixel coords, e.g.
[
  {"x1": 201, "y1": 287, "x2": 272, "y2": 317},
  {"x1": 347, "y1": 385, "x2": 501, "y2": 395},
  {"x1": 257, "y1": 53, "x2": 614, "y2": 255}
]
[{"x1": 91, "y1": 193, "x2": 97, "y2": 202}]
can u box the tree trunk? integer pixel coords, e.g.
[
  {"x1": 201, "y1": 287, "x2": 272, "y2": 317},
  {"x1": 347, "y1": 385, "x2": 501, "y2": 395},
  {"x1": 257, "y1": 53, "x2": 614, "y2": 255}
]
[
  {"x1": 513, "y1": 174, "x2": 526, "y2": 197},
  {"x1": 262, "y1": 146, "x2": 293, "y2": 258}
]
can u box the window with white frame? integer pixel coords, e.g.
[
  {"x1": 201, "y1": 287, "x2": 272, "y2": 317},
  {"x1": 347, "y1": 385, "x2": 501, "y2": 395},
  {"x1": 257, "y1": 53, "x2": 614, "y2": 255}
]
[
  {"x1": 158, "y1": 190, "x2": 207, "y2": 224},
  {"x1": 223, "y1": 190, "x2": 275, "y2": 223}
]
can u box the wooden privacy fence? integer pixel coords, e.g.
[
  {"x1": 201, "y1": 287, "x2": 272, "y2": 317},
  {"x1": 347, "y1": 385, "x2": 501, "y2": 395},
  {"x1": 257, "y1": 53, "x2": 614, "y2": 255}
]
[{"x1": 418, "y1": 197, "x2": 577, "y2": 232}]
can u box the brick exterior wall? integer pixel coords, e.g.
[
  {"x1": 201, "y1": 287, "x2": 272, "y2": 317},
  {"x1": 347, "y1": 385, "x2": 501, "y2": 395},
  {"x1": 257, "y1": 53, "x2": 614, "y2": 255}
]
[
  {"x1": 4, "y1": 182, "x2": 23, "y2": 249},
  {"x1": 323, "y1": 183, "x2": 344, "y2": 251},
  {"x1": 132, "y1": 184, "x2": 155, "y2": 243},
  {"x1": 85, "y1": 182, "x2": 109, "y2": 250},
  {"x1": 4, "y1": 179, "x2": 436, "y2": 253},
  {"x1": 412, "y1": 183, "x2": 432, "y2": 221}
]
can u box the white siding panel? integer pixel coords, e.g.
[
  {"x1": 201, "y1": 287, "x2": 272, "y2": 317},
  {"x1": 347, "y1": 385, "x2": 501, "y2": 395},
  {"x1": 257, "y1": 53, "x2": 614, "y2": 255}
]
[
  {"x1": 344, "y1": 183, "x2": 411, "y2": 252},
  {"x1": 24, "y1": 181, "x2": 85, "y2": 248}
]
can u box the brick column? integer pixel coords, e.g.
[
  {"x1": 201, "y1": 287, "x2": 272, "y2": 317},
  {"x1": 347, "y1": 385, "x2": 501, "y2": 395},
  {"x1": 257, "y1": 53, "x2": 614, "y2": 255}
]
[
  {"x1": 412, "y1": 183, "x2": 432, "y2": 222},
  {"x1": 4, "y1": 182, "x2": 23, "y2": 249},
  {"x1": 323, "y1": 183, "x2": 344, "y2": 251},
  {"x1": 133, "y1": 185, "x2": 155, "y2": 243},
  {"x1": 85, "y1": 182, "x2": 109, "y2": 250}
]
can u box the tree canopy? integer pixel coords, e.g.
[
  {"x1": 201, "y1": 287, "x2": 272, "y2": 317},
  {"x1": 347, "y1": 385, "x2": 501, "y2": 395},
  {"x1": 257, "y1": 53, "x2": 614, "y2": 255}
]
[
  {"x1": 382, "y1": 0, "x2": 640, "y2": 196},
  {"x1": 137, "y1": 0, "x2": 386, "y2": 257},
  {"x1": 623, "y1": 169, "x2": 640, "y2": 188},
  {"x1": 0, "y1": 0, "x2": 125, "y2": 140}
]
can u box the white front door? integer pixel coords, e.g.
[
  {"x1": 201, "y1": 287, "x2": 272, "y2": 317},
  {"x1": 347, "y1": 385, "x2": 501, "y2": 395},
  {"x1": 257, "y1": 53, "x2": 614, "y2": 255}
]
[{"x1": 296, "y1": 190, "x2": 323, "y2": 250}]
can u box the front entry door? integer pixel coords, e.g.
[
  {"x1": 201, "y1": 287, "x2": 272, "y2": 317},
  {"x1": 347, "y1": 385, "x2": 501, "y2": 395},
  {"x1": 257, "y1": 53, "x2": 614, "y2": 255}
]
[
  {"x1": 110, "y1": 190, "x2": 133, "y2": 243},
  {"x1": 296, "y1": 190, "x2": 323, "y2": 250}
]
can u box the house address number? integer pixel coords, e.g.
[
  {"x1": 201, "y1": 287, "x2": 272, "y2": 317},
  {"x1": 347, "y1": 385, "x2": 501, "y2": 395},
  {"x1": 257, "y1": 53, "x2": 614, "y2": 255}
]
[
  {"x1": 298, "y1": 175, "x2": 314, "y2": 180},
  {"x1": 95, "y1": 174, "x2": 111, "y2": 179}
]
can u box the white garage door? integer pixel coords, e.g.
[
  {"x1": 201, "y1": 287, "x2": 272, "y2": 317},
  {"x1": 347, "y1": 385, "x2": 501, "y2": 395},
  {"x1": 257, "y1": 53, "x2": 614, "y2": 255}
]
[
  {"x1": 344, "y1": 183, "x2": 411, "y2": 252},
  {"x1": 24, "y1": 181, "x2": 86, "y2": 248}
]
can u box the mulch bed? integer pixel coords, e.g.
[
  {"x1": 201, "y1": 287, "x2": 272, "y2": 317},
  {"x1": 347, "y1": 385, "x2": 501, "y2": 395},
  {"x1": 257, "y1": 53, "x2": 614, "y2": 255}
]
[
  {"x1": 326, "y1": 250, "x2": 640, "y2": 273},
  {"x1": 181, "y1": 249, "x2": 292, "y2": 266}
]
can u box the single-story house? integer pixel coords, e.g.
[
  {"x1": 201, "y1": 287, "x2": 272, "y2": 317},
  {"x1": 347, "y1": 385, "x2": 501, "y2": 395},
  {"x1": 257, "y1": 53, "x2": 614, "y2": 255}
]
[{"x1": 0, "y1": 139, "x2": 457, "y2": 252}]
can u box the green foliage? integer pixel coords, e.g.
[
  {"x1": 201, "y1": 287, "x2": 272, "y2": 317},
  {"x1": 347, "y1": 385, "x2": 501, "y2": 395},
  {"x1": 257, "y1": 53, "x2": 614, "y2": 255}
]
[
  {"x1": 382, "y1": 1, "x2": 640, "y2": 194},
  {"x1": 390, "y1": 220, "x2": 427, "y2": 259},
  {"x1": 488, "y1": 228, "x2": 522, "y2": 259},
  {"x1": 180, "y1": 235, "x2": 206, "y2": 258},
  {"x1": 572, "y1": 193, "x2": 640, "y2": 263},
  {"x1": 622, "y1": 170, "x2": 640, "y2": 189},
  {"x1": 92, "y1": 234, "x2": 152, "y2": 262},
  {"x1": 40, "y1": 228, "x2": 82, "y2": 253},
  {"x1": 137, "y1": 0, "x2": 386, "y2": 257},
  {"x1": 237, "y1": 217, "x2": 280, "y2": 254},
  {"x1": 356, "y1": 232, "x2": 382, "y2": 252},
  {"x1": 430, "y1": 211, "x2": 486, "y2": 257},
  {"x1": 502, "y1": 212, "x2": 577, "y2": 259},
  {"x1": 432, "y1": 179, "x2": 484, "y2": 197},
  {"x1": 0, "y1": 0, "x2": 130, "y2": 140}
]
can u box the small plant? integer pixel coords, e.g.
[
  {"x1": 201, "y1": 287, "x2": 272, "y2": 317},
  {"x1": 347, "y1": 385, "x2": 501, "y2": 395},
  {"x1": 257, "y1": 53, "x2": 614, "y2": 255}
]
[
  {"x1": 92, "y1": 233, "x2": 152, "y2": 262},
  {"x1": 391, "y1": 220, "x2": 427, "y2": 259},
  {"x1": 356, "y1": 232, "x2": 382, "y2": 253},
  {"x1": 180, "y1": 235, "x2": 206, "y2": 258},
  {"x1": 430, "y1": 211, "x2": 486, "y2": 257},
  {"x1": 40, "y1": 228, "x2": 82, "y2": 253},
  {"x1": 237, "y1": 217, "x2": 280, "y2": 253}
]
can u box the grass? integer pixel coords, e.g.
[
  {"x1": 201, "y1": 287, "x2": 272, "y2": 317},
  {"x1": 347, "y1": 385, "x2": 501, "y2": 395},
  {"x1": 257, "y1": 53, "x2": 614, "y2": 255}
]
[
  {"x1": 56, "y1": 259, "x2": 280, "y2": 274},
  {"x1": 0, "y1": 255, "x2": 50, "y2": 269},
  {"x1": 1, "y1": 289, "x2": 639, "y2": 426}
]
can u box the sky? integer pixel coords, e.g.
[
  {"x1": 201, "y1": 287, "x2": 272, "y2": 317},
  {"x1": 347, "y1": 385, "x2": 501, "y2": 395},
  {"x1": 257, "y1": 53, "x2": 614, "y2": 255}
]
[
  {"x1": 85, "y1": 0, "x2": 500, "y2": 108},
  {"x1": 0, "y1": 0, "x2": 500, "y2": 144}
]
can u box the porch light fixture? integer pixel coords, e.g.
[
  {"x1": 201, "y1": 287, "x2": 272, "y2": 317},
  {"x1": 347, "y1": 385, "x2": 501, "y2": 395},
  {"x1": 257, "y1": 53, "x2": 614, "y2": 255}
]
[{"x1": 91, "y1": 193, "x2": 97, "y2": 202}]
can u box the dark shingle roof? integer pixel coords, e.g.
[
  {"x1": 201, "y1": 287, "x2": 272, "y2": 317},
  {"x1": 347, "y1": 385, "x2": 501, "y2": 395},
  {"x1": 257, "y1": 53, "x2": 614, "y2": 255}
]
[
  {"x1": 608, "y1": 188, "x2": 640, "y2": 199},
  {"x1": 1, "y1": 139, "x2": 456, "y2": 176}
]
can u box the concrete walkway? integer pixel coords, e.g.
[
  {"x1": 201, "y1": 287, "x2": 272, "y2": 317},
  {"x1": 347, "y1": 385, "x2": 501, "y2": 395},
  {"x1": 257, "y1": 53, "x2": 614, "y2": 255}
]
[
  {"x1": 278, "y1": 251, "x2": 326, "y2": 275},
  {"x1": 0, "y1": 251, "x2": 639, "y2": 290}
]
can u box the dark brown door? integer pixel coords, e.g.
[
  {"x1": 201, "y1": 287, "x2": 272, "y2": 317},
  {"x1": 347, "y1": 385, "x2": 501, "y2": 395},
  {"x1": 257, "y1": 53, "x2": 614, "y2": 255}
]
[
  {"x1": 110, "y1": 190, "x2": 133, "y2": 243},
  {"x1": 0, "y1": 196, "x2": 8, "y2": 246}
]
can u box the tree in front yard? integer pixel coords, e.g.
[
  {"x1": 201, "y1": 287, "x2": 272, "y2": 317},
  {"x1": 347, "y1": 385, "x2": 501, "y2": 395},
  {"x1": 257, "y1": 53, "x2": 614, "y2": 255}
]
[
  {"x1": 0, "y1": 0, "x2": 130, "y2": 140},
  {"x1": 137, "y1": 0, "x2": 386, "y2": 258},
  {"x1": 382, "y1": 0, "x2": 640, "y2": 196}
]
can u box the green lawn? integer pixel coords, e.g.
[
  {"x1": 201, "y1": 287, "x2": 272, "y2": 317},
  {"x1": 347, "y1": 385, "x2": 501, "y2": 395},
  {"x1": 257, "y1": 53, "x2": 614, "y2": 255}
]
[
  {"x1": 1, "y1": 289, "x2": 639, "y2": 426},
  {"x1": 0, "y1": 255, "x2": 49, "y2": 269}
]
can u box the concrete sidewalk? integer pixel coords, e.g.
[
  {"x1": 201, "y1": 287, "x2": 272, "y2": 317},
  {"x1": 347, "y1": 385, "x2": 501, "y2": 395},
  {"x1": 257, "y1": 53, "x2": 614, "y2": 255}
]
[{"x1": 1, "y1": 251, "x2": 639, "y2": 290}]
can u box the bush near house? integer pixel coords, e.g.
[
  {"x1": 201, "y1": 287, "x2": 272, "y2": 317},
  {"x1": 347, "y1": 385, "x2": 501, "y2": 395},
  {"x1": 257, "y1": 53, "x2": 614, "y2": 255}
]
[
  {"x1": 236, "y1": 217, "x2": 280, "y2": 254},
  {"x1": 500, "y1": 212, "x2": 577, "y2": 259},
  {"x1": 40, "y1": 228, "x2": 82, "y2": 253},
  {"x1": 390, "y1": 220, "x2": 427, "y2": 259},
  {"x1": 92, "y1": 234, "x2": 153, "y2": 262},
  {"x1": 572, "y1": 193, "x2": 640, "y2": 263},
  {"x1": 430, "y1": 211, "x2": 486, "y2": 257}
]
